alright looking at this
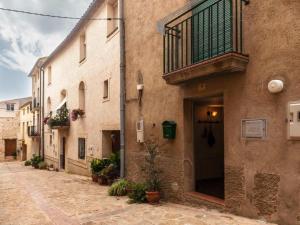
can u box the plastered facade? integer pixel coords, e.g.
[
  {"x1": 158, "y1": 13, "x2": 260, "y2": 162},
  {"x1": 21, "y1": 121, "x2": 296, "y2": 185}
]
[
  {"x1": 123, "y1": 0, "x2": 300, "y2": 224},
  {"x1": 43, "y1": 1, "x2": 120, "y2": 175}
]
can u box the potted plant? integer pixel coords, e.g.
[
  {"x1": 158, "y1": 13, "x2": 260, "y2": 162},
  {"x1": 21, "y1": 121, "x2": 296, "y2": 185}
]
[
  {"x1": 47, "y1": 107, "x2": 70, "y2": 128},
  {"x1": 90, "y1": 159, "x2": 102, "y2": 182},
  {"x1": 71, "y1": 109, "x2": 85, "y2": 121},
  {"x1": 96, "y1": 158, "x2": 111, "y2": 185},
  {"x1": 143, "y1": 140, "x2": 162, "y2": 204},
  {"x1": 30, "y1": 154, "x2": 42, "y2": 169}
]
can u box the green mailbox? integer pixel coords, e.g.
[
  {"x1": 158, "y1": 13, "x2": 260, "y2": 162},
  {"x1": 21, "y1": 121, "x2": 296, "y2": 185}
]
[{"x1": 162, "y1": 121, "x2": 177, "y2": 139}]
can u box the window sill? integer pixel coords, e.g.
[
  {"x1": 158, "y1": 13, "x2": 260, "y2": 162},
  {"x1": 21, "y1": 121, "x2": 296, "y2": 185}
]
[
  {"x1": 102, "y1": 97, "x2": 110, "y2": 103},
  {"x1": 79, "y1": 57, "x2": 86, "y2": 65},
  {"x1": 106, "y1": 27, "x2": 119, "y2": 41}
]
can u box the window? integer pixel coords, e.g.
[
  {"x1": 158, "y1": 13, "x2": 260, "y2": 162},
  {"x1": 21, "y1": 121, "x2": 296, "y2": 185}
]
[
  {"x1": 103, "y1": 79, "x2": 109, "y2": 100},
  {"x1": 6, "y1": 103, "x2": 14, "y2": 111},
  {"x1": 49, "y1": 134, "x2": 52, "y2": 145},
  {"x1": 48, "y1": 66, "x2": 52, "y2": 85},
  {"x1": 78, "y1": 138, "x2": 86, "y2": 160},
  {"x1": 79, "y1": 82, "x2": 85, "y2": 110},
  {"x1": 47, "y1": 97, "x2": 51, "y2": 114},
  {"x1": 79, "y1": 33, "x2": 86, "y2": 62},
  {"x1": 107, "y1": 0, "x2": 118, "y2": 37}
]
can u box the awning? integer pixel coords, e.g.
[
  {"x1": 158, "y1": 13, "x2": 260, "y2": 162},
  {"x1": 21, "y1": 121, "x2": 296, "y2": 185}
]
[{"x1": 55, "y1": 97, "x2": 67, "y2": 111}]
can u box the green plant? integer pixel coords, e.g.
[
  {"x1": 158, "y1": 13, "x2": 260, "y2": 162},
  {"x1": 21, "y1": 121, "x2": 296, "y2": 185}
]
[
  {"x1": 90, "y1": 159, "x2": 103, "y2": 174},
  {"x1": 30, "y1": 154, "x2": 43, "y2": 168},
  {"x1": 128, "y1": 182, "x2": 147, "y2": 203},
  {"x1": 38, "y1": 161, "x2": 47, "y2": 170},
  {"x1": 108, "y1": 179, "x2": 129, "y2": 196},
  {"x1": 109, "y1": 152, "x2": 120, "y2": 168},
  {"x1": 24, "y1": 160, "x2": 31, "y2": 166},
  {"x1": 143, "y1": 140, "x2": 162, "y2": 192},
  {"x1": 47, "y1": 106, "x2": 69, "y2": 127}
]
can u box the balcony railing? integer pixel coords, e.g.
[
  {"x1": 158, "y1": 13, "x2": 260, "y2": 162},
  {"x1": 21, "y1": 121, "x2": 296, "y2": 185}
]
[
  {"x1": 33, "y1": 98, "x2": 40, "y2": 110},
  {"x1": 163, "y1": 0, "x2": 248, "y2": 75},
  {"x1": 28, "y1": 126, "x2": 40, "y2": 137}
]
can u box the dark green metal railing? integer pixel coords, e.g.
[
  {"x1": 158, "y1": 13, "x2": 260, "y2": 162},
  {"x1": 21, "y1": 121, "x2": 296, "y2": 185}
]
[{"x1": 164, "y1": 0, "x2": 248, "y2": 74}]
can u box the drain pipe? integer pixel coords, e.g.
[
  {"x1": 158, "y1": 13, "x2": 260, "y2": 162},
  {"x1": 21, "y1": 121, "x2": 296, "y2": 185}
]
[
  {"x1": 119, "y1": 0, "x2": 125, "y2": 178},
  {"x1": 41, "y1": 67, "x2": 45, "y2": 160}
]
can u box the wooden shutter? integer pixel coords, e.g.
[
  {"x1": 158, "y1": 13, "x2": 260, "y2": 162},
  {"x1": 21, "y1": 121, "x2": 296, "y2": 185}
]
[{"x1": 192, "y1": 0, "x2": 232, "y2": 63}]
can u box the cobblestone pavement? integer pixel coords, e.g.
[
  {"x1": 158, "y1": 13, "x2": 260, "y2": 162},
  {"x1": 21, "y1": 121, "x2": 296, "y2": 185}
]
[{"x1": 0, "y1": 162, "x2": 276, "y2": 225}]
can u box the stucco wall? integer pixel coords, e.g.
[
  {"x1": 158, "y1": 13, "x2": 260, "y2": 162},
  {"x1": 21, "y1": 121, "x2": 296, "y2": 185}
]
[
  {"x1": 43, "y1": 2, "x2": 120, "y2": 174},
  {"x1": 124, "y1": 0, "x2": 300, "y2": 224}
]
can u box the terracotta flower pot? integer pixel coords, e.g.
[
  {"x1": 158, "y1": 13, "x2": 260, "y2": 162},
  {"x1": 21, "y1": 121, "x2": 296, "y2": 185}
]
[
  {"x1": 98, "y1": 176, "x2": 108, "y2": 185},
  {"x1": 146, "y1": 191, "x2": 160, "y2": 204},
  {"x1": 92, "y1": 174, "x2": 98, "y2": 182}
]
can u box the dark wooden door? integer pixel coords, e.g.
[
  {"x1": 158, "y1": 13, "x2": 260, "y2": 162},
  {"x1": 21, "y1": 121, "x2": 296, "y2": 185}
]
[
  {"x1": 5, "y1": 139, "x2": 17, "y2": 156},
  {"x1": 22, "y1": 144, "x2": 27, "y2": 161},
  {"x1": 60, "y1": 137, "x2": 66, "y2": 169}
]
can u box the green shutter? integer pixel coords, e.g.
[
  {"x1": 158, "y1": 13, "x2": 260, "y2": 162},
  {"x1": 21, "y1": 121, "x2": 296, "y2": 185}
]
[{"x1": 192, "y1": 0, "x2": 232, "y2": 63}]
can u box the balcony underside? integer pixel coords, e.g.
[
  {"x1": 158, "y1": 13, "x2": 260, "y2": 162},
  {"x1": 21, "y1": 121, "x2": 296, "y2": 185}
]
[
  {"x1": 51, "y1": 125, "x2": 70, "y2": 130},
  {"x1": 163, "y1": 52, "x2": 249, "y2": 85}
]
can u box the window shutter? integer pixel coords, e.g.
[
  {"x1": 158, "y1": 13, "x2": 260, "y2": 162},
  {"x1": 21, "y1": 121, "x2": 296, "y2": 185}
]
[{"x1": 192, "y1": 0, "x2": 232, "y2": 63}]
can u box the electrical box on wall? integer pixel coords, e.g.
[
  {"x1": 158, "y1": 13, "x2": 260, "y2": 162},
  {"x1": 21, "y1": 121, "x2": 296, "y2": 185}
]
[
  {"x1": 288, "y1": 101, "x2": 300, "y2": 139},
  {"x1": 136, "y1": 119, "x2": 144, "y2": 143}
]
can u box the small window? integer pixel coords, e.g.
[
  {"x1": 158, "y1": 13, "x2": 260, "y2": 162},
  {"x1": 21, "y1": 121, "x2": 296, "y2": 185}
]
[
  {"x1": 103, "y1": 79, "x2": 109, "y2": 100},
  {"x1": 49, "y1": 134, "x2": 52, "y2": 145},
  {"x1": 6, "y1": 103, "x2": 14, "y2": 111},
  {"x1": 79, "y1": 33, "x2": 86, "y2": 62},
  {"x1": 107, "y1": 0, "x2": 118, "y2": 37},
  {"x1": 48, "y1": 66, "x2": 52, "y2": 85},
  {"x1": 78, "y1": 138, "x2": 86, "y2": 160}
]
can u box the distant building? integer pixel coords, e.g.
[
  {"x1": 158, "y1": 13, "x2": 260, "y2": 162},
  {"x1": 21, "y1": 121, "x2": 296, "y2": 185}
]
[{"x1": 0, "y1": 97, "x2": 31, "y2": 161}]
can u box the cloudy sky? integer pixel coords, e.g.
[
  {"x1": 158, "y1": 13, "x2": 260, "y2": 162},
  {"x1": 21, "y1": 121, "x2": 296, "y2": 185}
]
[{"x1": 0, "y1": 0, "x2": 92, "y2": 101}]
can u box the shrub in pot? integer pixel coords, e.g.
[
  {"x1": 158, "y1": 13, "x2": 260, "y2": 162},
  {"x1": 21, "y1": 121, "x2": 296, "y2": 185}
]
[
  {"x1": 143, "y1": 140, "x2": 162, "y2": 204},
  {"x1": 90, "y1": 159, "x2": 103, "y2": 182},
  {"x1": 108, "y1": 179, "x2": 129, "y2": 196},
  {"x1": 127, "y1": 182, "x2": 147, "y2": 203},
  {"x1": 31, "y1": 154, "x2": 42, "y2": 169}
]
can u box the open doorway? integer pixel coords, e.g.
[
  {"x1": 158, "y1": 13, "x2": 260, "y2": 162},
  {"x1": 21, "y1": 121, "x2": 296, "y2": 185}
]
[
  {"x1": 194, "y1": 95, "x2": 224, "y2": 199},
  {"x1": 60, "y1": 137, "x2": 66, "y2": 170}
]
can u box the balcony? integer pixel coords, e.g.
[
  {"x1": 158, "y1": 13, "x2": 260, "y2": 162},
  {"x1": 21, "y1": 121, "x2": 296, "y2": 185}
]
[
  {"x1": 28, "y1": 126, "x2": 40, "y2": 137},
  {"x1": 163, "y1": 0, "x2": 249, "y2": 84},
  {"x1": 47, "y1": 106, "x2": 70, "y2": 130}
]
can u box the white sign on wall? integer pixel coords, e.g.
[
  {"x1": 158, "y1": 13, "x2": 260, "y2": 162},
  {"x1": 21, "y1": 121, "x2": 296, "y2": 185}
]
[{"x1": 241, "y1": 119, "x2": 267, "y2": 139}]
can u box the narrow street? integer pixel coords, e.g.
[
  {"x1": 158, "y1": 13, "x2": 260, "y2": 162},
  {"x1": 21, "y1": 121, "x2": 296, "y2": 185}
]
[{"x1": 0, "y1": 162, "x2": 275, "y2": 225}]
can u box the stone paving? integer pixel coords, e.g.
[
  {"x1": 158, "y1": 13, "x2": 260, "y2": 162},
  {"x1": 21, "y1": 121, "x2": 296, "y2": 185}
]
[{"x1": 0, "y1": 162, "x2": 276, "y2": 225}]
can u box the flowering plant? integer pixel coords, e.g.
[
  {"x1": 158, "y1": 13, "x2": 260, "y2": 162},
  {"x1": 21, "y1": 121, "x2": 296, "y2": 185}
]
[
  {"x1": 71, "y1": 109, "x2": 85, "y2": 121},
  {"x1": 43, "y1": 116, "x2": 50, "y2": 124}
]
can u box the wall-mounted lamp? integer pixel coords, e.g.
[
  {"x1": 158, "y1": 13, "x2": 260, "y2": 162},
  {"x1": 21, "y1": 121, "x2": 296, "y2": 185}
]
[{"x1": 268, "y1": 80, "x2": 284, "y2": 94}]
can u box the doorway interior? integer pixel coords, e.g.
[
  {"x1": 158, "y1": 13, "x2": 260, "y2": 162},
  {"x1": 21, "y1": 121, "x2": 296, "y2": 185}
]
[
  {"x1": 60, "y1": 137, "x2": 66, "y2": 170},
  {"x1": 193, "y1": 95, "x2": 224, "y2": 199}
]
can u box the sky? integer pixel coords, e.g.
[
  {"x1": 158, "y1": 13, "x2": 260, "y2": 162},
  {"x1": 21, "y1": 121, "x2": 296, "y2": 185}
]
[{"x1": 0, "y1": 0, "x2": 93, "y2": 101}]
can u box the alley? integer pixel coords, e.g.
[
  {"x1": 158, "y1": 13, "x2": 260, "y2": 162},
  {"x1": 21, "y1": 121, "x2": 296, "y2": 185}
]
[{"x1": 0, "y1": 162, "x2": 276, "y2": 225}]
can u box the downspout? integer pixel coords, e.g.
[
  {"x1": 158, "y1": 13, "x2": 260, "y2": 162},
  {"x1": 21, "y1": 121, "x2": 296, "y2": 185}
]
[
  {"x1": 119, "y1": 0, "x2": 125, "y2": 178},
  {"x1": 41, "y1": 67, "x2": 45, "y2": 160}
]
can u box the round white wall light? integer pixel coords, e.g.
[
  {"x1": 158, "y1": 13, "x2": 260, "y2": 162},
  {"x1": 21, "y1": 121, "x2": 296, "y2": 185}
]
[{"x1": 268, "y1": 80, "x2": 284, "y2": 94}]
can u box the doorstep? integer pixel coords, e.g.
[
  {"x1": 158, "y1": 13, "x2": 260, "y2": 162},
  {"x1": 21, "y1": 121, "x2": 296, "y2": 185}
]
[{"x1": 183, "y1": 192, "x2": 225, "y2": 210}]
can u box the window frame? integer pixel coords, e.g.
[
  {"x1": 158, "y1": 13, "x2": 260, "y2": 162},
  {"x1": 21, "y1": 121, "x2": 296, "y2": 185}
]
[{"x1": 78, "y1": 138, "x2": 86, "y2": 160}]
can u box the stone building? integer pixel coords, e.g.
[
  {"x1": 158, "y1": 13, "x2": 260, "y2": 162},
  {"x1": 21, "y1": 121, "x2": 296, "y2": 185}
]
[
  {"x1": 17, "y1": 101, "x2": 37, "y2": 161},
  {"x1": 0, "y1": 97, "x2": 31, "y2": 161},
  {"x1": 41, "y1": 0, "x2": 120, "y2": 175},
  {"x1": 123, "y1": 0, "x2": 300, "y2": 224}
]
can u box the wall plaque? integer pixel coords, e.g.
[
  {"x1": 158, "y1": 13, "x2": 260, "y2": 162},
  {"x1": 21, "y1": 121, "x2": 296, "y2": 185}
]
[{"x1": 241, "y1": 119, "x2": 267, "y2": 139}]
